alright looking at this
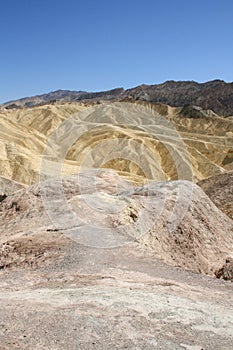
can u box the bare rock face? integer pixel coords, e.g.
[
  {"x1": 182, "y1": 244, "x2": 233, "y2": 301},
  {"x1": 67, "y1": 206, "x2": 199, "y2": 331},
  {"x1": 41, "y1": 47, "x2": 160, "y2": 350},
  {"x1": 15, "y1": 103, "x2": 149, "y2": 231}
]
[
  {"x1": 215, "y1": 257, "x2": 233, "y2": 281},
  {"x1": 123, "y1": 80, "x2": 233, "y2": 116},
  {"x1": 1, "y1": 169, "x2": 232, "y2": 276},
  {"x1": 0, "y1": 176, "x2": 25, "y2": 198},
  {"x1": 198, "y1": 170, "x2": 233, "y2": 219}
]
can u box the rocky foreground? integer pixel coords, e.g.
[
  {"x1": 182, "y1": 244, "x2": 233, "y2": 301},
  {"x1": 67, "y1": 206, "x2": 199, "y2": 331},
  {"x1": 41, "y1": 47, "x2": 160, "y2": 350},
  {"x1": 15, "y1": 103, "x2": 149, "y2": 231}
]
[{"x1": 0, "y1": 169, "x2": 232, "y2": 349}]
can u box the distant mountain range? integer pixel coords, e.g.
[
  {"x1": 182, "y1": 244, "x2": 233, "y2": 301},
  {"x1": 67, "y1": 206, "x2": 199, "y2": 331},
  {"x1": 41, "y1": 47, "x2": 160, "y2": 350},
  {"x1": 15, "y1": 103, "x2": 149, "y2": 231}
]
[{"x1": 1, "y1": 79, "x2": 233, "y2": 116}]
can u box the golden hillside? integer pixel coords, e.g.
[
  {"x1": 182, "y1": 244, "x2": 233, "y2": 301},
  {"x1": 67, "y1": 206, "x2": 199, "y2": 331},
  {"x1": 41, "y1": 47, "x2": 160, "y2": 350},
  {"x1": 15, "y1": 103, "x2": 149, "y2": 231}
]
[{"x1": 0, "y1": 101, "x2": 232, "y2": 185}]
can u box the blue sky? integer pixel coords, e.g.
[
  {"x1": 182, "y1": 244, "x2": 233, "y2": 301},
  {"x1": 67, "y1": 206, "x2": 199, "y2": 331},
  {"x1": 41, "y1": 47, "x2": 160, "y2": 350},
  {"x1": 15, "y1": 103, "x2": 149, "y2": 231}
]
[{"x1": 0, "y1": 0, "x2": 233, "y2": 102}]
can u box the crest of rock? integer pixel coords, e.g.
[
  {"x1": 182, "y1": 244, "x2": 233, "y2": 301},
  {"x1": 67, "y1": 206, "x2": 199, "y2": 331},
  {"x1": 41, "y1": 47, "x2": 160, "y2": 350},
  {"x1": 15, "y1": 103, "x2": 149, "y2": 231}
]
[{"x1": 0, "y1": 169, "x2": 232, "y2": 276}]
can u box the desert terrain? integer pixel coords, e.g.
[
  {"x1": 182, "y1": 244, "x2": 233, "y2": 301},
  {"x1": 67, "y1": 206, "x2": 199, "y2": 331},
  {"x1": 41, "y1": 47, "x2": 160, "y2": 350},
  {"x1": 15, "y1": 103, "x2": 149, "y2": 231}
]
[{"x1": 0, "y1": 91, "x2": 232, "y2": 349}]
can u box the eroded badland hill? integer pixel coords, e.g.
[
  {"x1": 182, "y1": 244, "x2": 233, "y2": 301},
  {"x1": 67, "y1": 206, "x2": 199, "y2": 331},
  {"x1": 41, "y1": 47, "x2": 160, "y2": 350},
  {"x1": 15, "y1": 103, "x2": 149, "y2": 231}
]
[{"x1": 0, "y1": 92, "x2": 232, "y2": 349}]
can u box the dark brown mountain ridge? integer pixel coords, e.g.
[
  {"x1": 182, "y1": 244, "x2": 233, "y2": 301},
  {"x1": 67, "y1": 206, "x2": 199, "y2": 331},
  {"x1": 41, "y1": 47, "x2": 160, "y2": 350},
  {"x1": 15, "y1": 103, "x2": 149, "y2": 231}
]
[{"x1": 2, "y1": 79, "x2": 233, "y2": 116}]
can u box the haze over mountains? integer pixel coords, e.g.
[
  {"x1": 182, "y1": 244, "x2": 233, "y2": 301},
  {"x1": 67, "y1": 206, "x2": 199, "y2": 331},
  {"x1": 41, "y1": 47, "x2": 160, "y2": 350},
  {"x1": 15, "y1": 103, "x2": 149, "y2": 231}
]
[{"x1": 2, "y1": 79, "x2": 233, "y2": 116}]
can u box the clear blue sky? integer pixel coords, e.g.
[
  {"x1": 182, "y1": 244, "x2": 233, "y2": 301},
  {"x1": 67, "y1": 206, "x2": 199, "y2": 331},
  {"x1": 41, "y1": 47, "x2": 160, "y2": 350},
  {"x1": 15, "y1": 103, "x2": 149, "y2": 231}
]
[{"x1": 0, "y1": 0, "x2": 233, "y2": 102}]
